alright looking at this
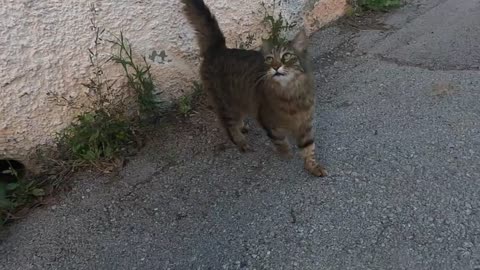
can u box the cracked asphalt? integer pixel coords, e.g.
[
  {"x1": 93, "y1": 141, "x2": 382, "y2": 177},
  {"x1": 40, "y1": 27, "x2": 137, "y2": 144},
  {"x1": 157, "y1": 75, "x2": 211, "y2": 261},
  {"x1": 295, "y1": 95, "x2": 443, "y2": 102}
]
[{"x1": 1, "y1": 0, "x2": 480, "y2": 269}]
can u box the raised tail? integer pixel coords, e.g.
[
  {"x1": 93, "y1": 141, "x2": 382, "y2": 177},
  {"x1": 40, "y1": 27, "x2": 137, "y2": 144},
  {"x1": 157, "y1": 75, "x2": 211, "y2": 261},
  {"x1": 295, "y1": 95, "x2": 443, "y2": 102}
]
[{"x1": 182, "y1": 0, "x2": 226, "y2": 56}]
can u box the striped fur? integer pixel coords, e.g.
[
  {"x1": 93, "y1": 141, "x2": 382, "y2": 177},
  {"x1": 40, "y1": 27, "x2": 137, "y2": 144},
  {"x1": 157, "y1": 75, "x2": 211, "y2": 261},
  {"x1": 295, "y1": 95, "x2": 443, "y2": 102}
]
[{"x1": 182, "y1": 0, "x2": 327, "y2": 177}]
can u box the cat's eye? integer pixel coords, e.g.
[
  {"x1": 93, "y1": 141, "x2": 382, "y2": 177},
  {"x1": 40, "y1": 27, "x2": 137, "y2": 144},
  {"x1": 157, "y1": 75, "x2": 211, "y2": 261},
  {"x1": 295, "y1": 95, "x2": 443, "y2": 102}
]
[
  {"x1": 282, "y1": 53, "x2": 294, "y2": 62},
  {"x1": 265, "y1": 56, "x2": 274, "y2": 64}
]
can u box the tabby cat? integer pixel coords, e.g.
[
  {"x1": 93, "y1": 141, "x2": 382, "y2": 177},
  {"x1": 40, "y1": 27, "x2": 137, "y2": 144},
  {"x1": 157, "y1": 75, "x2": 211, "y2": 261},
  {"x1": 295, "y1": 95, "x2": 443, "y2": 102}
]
[{"x1": 182, "y1": 0, "x2": 327, "y2": 177}]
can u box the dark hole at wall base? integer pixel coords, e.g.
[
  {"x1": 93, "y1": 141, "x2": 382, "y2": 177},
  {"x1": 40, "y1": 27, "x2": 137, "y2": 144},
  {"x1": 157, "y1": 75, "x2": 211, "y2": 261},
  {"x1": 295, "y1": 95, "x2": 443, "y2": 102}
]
[{"x1": 0, "y1": 160, "x2": 26, "y2": 183}]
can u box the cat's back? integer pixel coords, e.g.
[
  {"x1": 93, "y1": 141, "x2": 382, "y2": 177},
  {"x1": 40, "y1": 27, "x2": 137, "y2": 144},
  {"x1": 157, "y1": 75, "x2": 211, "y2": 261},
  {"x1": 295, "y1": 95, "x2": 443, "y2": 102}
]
[{"x1": 202, "y1": 48, "x2": 265, "y2": 75}]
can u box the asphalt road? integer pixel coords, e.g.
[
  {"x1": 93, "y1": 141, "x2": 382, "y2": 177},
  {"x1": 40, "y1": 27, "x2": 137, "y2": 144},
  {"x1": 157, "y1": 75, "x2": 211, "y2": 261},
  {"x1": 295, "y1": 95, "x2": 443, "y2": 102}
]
[{"x1": 1, "y1": 0, "x2": 480, "y2": 269}]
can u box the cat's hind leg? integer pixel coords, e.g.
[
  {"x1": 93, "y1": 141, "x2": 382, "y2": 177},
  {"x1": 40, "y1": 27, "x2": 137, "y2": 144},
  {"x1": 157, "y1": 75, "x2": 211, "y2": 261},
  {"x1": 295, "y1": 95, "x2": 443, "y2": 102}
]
[
  {"x1": 240, "y1": 121, "x2": 249, "y2": 134},
  {"x1": 203, "y1": 82, "x2": 251, "y2": 152},
  {"x1": 218, "y1": 112, "x2": 251, "y2": 153}
]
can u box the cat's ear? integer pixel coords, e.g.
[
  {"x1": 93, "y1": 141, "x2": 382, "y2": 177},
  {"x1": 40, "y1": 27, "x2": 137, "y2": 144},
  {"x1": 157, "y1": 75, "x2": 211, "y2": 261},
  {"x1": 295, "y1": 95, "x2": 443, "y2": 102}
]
[
  {"x1": 292, "y1": 28, "x2": 308, "y2": 52},
  {"x1": 261, "y1": 39, "x2": 274, "y2": 54}
]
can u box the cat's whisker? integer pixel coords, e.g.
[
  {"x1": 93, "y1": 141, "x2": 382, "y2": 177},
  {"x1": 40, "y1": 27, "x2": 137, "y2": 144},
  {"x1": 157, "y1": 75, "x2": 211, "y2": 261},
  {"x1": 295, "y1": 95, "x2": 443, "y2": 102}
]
[{"x1": 255, "y1": 72, "x2": 270, "y2": 85}]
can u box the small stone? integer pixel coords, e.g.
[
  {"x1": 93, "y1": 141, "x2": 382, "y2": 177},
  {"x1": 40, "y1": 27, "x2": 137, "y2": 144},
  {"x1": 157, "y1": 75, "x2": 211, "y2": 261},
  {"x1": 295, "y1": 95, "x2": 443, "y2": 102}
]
[{"x1": 466, "y1": 203, "x2": 473, "y2": 215}]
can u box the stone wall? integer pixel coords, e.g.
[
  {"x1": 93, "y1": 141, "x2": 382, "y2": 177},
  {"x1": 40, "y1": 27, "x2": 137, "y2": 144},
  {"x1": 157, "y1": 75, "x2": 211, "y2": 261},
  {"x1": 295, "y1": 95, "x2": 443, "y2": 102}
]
[{"x1": 0, "y1": 0, "x2": 347, "y2": 170}]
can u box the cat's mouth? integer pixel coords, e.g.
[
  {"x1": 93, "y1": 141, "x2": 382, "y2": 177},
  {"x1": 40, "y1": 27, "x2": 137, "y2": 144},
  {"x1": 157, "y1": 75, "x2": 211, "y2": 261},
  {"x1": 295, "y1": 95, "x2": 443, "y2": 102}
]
[{"x1": 273, "y1": 72, "x2": 286, "y2": 77}]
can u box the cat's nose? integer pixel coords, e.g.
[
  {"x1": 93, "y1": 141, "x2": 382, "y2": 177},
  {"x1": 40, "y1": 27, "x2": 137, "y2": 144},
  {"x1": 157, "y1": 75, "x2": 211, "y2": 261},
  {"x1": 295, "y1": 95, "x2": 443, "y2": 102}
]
[{"x1": 272, "y1": 65, "x2": 281, "y2": 71}]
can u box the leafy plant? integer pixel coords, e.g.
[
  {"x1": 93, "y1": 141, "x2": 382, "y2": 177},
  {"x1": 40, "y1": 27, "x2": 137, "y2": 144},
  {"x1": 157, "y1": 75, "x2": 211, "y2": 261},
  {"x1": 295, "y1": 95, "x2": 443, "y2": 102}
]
[
  {"x1": 2, "y1": 3, "x2": 165, "y2": 227},
  {"x1": 178, "y1": 95, "x2": 193, "y2": 117},
  {"x1": 0, "y1": 182, "x2": 44, "y2": 210},
  {"x1": 261, "y1": 0, "x2": 296, "y2": 46},
  {"x1": 52, "y1": 5, "x2": 139, "y2": 167},
  {"x1": 59, "y1": 111, "x2": 134, "y2": 164},
  {"x1": 1, "y1": 161, "x2": 45, "y2": 224},
  {"x1": 109, "y1": 32, "x2": 162, "y2": 118},
  {"x1": 177, "y1": 81, "x2": 203, "y2": 117},
  {"x1": 358, "y1": 0, "x2": 403, "y2": 11},
  {"x1": 237, "y1": 33, "x2": 256, "y2": 49},
  {"x1": 343, "y1": 3, "x2": 359, "y2": 17}
]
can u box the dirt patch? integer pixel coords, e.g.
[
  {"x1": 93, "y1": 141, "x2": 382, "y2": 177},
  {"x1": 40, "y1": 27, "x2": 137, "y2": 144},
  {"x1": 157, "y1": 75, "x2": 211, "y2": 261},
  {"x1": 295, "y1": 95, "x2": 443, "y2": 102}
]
[{"x1": 431, "y1": 81, "x2": 458, "y2": 97}]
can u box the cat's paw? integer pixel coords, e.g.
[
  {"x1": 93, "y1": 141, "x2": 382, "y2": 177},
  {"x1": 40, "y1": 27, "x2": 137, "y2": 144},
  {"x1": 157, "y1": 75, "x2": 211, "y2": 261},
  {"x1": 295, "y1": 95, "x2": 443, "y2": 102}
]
[
  {"x1": 276, "y1": 148, "x2": 293, "y2": 160},
  {"x1": 305, "y1": 163, "x2": 328, "y2": 177},
  {"x1": 238, "y1": 143, "x2": 254, "y2": 153}
]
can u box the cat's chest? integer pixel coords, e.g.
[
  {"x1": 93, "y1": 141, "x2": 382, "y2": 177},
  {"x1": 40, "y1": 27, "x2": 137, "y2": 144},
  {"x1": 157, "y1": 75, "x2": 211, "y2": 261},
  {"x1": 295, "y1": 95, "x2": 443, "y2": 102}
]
[
  {"x1": 272, "y1": 74, "x2": 307, "y2": 90},
  {"x1": 270, "y1": 94, "x2": 313, "y2": 117}
]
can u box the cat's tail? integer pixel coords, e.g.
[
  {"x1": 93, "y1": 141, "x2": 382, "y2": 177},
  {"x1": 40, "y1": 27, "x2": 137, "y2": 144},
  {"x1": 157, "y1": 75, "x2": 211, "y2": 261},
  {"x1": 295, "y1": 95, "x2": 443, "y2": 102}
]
[{"x1": 182, "y1": 0, "x2": 226, "y2": 56}]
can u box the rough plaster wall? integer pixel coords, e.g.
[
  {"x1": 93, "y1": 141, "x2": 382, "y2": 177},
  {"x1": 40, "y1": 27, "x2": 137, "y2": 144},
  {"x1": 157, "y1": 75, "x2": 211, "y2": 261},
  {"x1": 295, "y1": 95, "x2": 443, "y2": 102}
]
[{"x1": 0, "y1": 0, "x2": 346, "y2": 169}]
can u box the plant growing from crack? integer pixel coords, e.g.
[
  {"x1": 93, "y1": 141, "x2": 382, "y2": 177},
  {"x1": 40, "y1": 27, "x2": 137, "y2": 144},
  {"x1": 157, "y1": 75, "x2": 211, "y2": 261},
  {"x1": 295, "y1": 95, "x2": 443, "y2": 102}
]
[
  {"x1": 357, "y1": 0, "x2": 403, "y2": 11},
  {"x1": 261, "y1": 0, "x2": 296, "y2": 46}
]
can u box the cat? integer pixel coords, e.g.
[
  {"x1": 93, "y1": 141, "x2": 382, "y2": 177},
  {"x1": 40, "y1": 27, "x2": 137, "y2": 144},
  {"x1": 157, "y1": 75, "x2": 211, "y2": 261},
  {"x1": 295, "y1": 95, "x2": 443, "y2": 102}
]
[{"x1": 182, "y1": 0, "x2": 327, "y2": 177}]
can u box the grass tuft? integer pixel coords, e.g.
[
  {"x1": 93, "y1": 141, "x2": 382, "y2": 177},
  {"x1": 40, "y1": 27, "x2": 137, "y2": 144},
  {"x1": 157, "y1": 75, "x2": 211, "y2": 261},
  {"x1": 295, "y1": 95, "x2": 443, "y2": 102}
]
[
  {"x1": 359, "y1": 0, "x2": 403, "y2": 11},
  {"x1": 261, "y1": 0, "x2": 296, "y2": 46},
  {"x1": 58, "y1": 111, "x2": 135, "y2": 164},
  {"x1": 177, "y1": 81, "x2": 203, "y2": 117}
]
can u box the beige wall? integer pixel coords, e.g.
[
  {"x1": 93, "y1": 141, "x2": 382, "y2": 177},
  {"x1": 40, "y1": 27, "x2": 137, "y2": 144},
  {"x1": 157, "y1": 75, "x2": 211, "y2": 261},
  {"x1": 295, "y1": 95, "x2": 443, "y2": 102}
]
[{"x1": 0, "y1": 0, "x2": 347, "y2": 169}]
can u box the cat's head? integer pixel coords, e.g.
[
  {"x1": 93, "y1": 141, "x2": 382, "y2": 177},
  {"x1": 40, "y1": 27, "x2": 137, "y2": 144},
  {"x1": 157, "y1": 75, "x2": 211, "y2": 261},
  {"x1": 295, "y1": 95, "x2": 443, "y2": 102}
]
[{"x1": 261, "y1": 29, "x2": 309, "y2": 85}]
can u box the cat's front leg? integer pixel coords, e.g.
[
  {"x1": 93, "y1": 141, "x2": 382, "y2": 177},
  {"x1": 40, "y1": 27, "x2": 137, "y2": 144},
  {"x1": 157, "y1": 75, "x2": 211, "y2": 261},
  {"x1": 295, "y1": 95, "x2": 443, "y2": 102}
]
[
  {"x1": 295, "y1": 123, "x2": 327, "y2": 177},
  {"x1": 265, "y1": 127, "x2": 293, "y2": 159}
]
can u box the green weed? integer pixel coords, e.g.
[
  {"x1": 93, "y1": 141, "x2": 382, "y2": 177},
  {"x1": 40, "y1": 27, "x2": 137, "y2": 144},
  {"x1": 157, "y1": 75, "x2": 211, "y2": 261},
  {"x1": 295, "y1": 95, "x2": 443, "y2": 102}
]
[
  {"x1": 235, "y1": 1, "x2": 296, "y2": 49},
  {"x1": 236, "y1": 33, "x2": 256, "y2": 49},
  {"x1": 178, "y1": 95, "x2": 193, "y2": 117},
  {"x1": 344, "y1": 4, "x2": 360, "y2": 17},
  {"x1": 1, "y1": 3, "x2": 163, "y2": 226},
  {"x1": 54, "y1": 7, "x2": 141, "y2": 167},
  {"x1": 177, "y1": 81, "x2": 203, "y2": 117},
  {"x1": 358, "y1": 0, "x2": 403, "y2": 11},
  {"x1": 1, "y1": 161, "x2": 44, "y2": 224},
  {"x1": 109, "y1": 32, "x2": 162, "y2": 119},
  {"x1": 59, "y1": 111, "x2": 135, "y2": 164},
  {"x1": 261, "y1": 0, "x2": 296, "y2": 46}
]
